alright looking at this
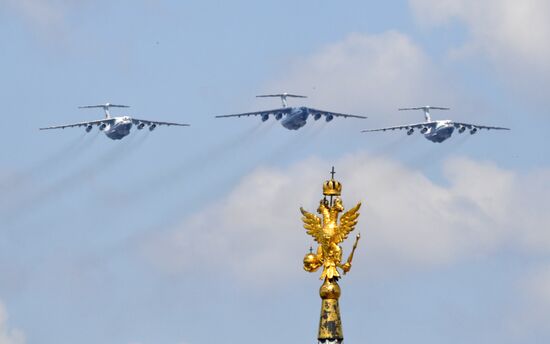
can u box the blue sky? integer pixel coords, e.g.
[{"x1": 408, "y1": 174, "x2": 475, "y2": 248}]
[{"x1": 1, "y1": 1, "x2": 549, "y2": 343}]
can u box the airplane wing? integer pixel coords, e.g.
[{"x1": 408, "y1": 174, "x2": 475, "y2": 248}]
[
  {"x1": 215, "y1": 108, "x2": 291, "y2": 118},
  {"x1": 39, "y1": 118, "x2": 114, "y2": 130},
  {"x1": 399, "y1": 107, "x2": 450, "y2": 110},
  {"x1": 257, "y1": 94, "x2": 307, "y2": 98},
  {"x1": 361, "y1": 122, "x2": 436, "y2": 132},
  {"x1": 451, "y1": 122, "x2": 510, "y2": 130},
  {"x1": 131, "y1": 118, "x2": 190, "y2": 127},
  {"x1": 307, "y1": 108, "x2": 366, "y2": 119}
]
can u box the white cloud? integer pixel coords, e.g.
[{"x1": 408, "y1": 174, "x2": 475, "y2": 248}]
[
  {"x1": 3, "y1": 0, "x2": 65, "y2": 31},
  {"x1": 0, "y1": 301, "x2": 25, "y2": 344},
  {"x1": 141, "y1": 153, "x2": 550, "y2": 285},
  {"x1": 264, "y1": 31, "x2": 457, "y2": 118},
  {"x1": 1, "y1": 0, "x2": 91, "y2": 40},
  {"x1": 409, "y1": 0, "x2": 550, "y2": 84}
]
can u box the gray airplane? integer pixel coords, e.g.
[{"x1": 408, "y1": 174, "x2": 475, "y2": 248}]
[
  {"x1": 39, "y1": 103, "x2": 189, "y2": 140},
  {"x1": 215, "y1": 93, "x2": 366, "y2": 130},
  {"x1": 361, "y1": 106, "x2": 510, "y2": 143}
]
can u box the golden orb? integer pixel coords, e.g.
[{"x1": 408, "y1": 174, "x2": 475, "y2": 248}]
[
  {"x1": 319, "y1": 279, "x2": 341, "y2": 299},
  {"x1": 303, "y1": 252, "x2": 321, "y2": 272}
]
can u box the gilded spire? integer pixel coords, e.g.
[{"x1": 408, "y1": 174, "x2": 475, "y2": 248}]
[{"x1": 299, "y1": 168, "x2": 362, "y2": 343}]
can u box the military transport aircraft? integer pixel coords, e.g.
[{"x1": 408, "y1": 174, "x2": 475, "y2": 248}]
[
  {"x1": 39, "y1": 103, "x2": 189, "y2": 140},
  {"x1": 361, "y1": 106, "x2": 510, "y2": 143},
  {"x1": 215, "y1": 93, "x2": 366, "y2": 130}
]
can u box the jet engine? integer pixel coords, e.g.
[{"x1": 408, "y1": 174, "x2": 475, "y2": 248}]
[
  {"x1": 407, "y1": 128, "x2": 414, "y2": 135},
  {"x1": 313, "y1": 113, "x2": 322, "y2": 121},
  {"x1": 85, "y1": 125, "x2": 93, "y2": 132},
  {"x1": 458, "y1": 126, "x2": 466, "y2": 133},
  {"x1": 470, "y1": 127, "x2": 478, "y2": 134},
  {"x1": 99, "y1": 123, "x2": 107, "y2": 131},
  {"x1": 137, "y1": 123, "x2": 145, "y2": 130},
  {"x1": 149, "y1": 124, "x2": 157, "y2": 131},
  {"x1": 325, "y1": 114, "x2": 334, "y2": 122},
  {"x1": 261, "y1": 114, "x2": 269, "y2": 122},
  {"x1": 274, "y1": 113, "x2": 283, "y2": 120},
  {"x1": 420, "y1": 126, "x2": 428, "y2": 134}
]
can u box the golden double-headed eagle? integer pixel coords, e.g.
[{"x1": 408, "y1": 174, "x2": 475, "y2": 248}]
[{"x1": 301, "y1": 196, "x2": 361, "y2": 280}]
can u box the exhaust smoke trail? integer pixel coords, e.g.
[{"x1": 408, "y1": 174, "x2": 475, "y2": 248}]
[
  {"x1": 118, "y1": 122, "x2": 266, "y2": 203},
  {"x1": 406, "y1": 132, "x2": 472, "y2": 170},
  {"x1": 0, "y1": 133, "x2": 93, "y2": 194},
  {"x1": 258, "y1": 122, "x2": 320, "y2": 163},
  {"x1": 367, "y1": 134, "x2": 409, "y2": 159},
  {"x1": 183, "y1": 122, "x2": 326, "y2": 211},
  {"x1": 1, "y1": 131, "x2": 151, "y2": 225},
  {"x1": 0, "y1": 131, "x2": 101, "y2": 214},
  {"x1": 191, "y1": 121, "x2": 325, "y2": 206}
]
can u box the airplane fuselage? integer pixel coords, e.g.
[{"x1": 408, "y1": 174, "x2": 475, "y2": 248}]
[
  {"x1": 423, "y1": 120, "x2": 455, "y2": 143},
  {"x1": 280, "y1": 107, "x2": 333, "y2": 130},
  {"x1": 281, "y1": 107, "x2": 308, "y2": 130},
  {"x1": 102, "y1": 116, "x2": 133, "y2": 140}
]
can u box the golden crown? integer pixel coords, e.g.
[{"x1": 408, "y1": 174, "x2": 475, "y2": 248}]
[{"x1": 323, "y1": 178, "x2": 342, "y2": 196}]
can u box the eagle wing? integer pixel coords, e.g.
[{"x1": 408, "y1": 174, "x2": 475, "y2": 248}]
[
  {"x1": 335, "y1": 202, "x2": 361, "y2": 243},
  {"x1": 300, "y1": 207, "x2": 323, "y2": 244}
]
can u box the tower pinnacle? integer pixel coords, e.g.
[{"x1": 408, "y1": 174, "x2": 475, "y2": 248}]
[{"x1": 299, "y1": 169, "x2": 362, "y2": 343}]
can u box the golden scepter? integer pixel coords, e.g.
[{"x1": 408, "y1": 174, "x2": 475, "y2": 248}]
[{"x1": 341, "y1": 233, "x2": 360, "y2": 275}]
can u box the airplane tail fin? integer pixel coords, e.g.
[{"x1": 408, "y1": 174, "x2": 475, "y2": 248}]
[
  {"x1": 79, "y1": 103, "x2": 130, "y2": 118},
  {"x1": 256, "y1": 93, "x2": 307, "y2": 108},
  {"x1": 398, "y1": 106, "x2": 449, "y2": 122}
]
